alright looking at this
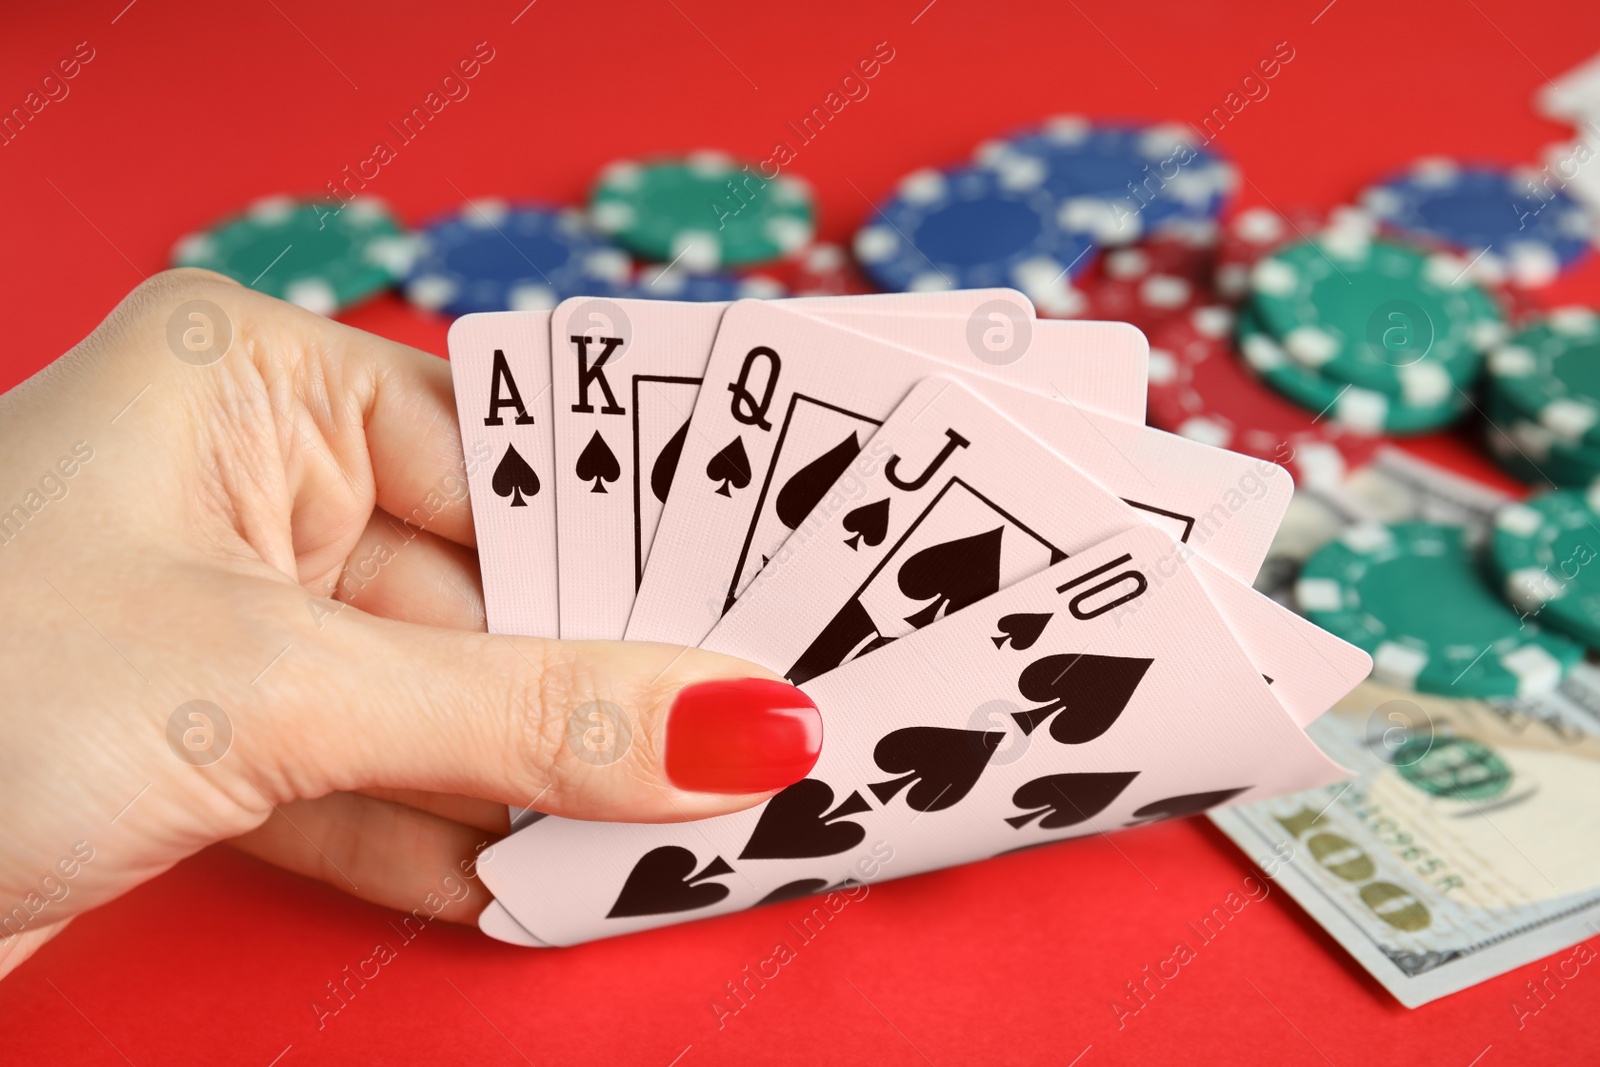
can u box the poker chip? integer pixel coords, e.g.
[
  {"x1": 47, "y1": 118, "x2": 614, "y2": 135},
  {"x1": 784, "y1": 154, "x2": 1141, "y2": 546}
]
[
  {"x1": 403, "y1": 201, "x2": 632, "y2": 316},
  {"x1": 1484, "y1": 308, "x2": 1600, "y2": 448},
  {"x1": 1146, "y1": 306, "x2": 1378, "y2": 489},
  {"x1": 589, "y1": 152, "x2": 816, "y2": 269},
  {"x1": 623, "y1": 264, "x2": 786, "y2": 301},
  {"x1": 1246, "y1": 235, "x2": 1505, "y2": 405},
  {"x1": 1067, "y1": 231, "x2": 1217, "y2": 332},
  {"x1": 853, "y1": 165, "x2": 1093, "y2": 313},
  {"x1": 1482, "y1": 437, "x2": 1561, "y2": 490},
  {"x1": 171, "y1": 195, "x2": 416, "y2": 315},
  {"x1": 1482, "y1": 409, "x2": 1600, "y2": 490},
  {"x1": 1236, "y1": 307, "x2": 1469, "y2": 435},
  {"x1": 1361, "y1": 158, "x2": 1596, "y2": 286},
  {"x1": 1213, "y1": 205, "x2": 1371, "y2": 301},
  {"x1": 746, "y1": 243, "x2": 875, "y2": 296},
  {"x1": 1488, "y1": 279, "x2": 1547, "y2": 327},
  {"x1": 974, "y1": 116, "x2": 1236, "y2": 245},
  {"x1": 1489, "y1": 487, "x2": 1600, "y2": 649},
  {"x1": 1484, "y1": 437, "x2": 1600, "y2": 492},
  {"x1": 1295, "y1": 521, "x2": 1583, "y2": 697}
]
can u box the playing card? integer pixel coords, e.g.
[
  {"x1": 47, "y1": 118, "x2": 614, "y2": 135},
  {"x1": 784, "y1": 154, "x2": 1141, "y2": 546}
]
[
  {"x1": 478, "y1": 899, "x2": 550, "y2": 946},
  {"x1": 804, "y1": 305, "x2": 1148, "y2": 424},
  {"x1": 1187, "y1": 555, "x2": 1372, "y2": 728},
  {"x1": 704, "y1": 375, "x2": 1136, "y2": 681},
  {"x1": 704, "y1": 376, "x2": 1371, "y2": 726},
  {"x1": 550, "y1": 293, "x2": 1147, "y2": 640},
  {"x1": 448, "y1": 311, "x2": 557, "y2": 637},
  {"x1": 452, "y1": 294, "x2": 1033, "y2": 640},
  {"x1": 627, "y1": 301, "x2": 1292, "y2": 648},
  {"x1": 477, "y1": 524, "x2": 1349, "y2": 946},
  {"x1": 550, "y1": 290, "x2": 1028, "y2": 640}
]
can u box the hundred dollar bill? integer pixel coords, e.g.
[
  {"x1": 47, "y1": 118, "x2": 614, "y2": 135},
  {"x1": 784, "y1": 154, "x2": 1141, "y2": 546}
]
[{"x1": 1210, "y1": 674, "x2": 1600, "y2": 1006}]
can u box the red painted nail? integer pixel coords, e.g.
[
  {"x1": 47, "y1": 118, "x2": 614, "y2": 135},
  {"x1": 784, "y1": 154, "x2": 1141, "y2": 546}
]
[{"x1": 665, "y1": 678, "x2": 822, "y2": 794}]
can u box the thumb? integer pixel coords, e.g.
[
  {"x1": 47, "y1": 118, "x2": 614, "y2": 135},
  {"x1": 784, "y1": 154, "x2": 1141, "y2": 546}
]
[{"x1": 258, "y1": 605, "x2": 822, "y2": 823}]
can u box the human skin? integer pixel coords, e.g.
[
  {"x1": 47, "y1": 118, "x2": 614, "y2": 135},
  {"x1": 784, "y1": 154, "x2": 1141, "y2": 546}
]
[{"x1": 0, "y1": 270, "x2": 818, "y2": 977}]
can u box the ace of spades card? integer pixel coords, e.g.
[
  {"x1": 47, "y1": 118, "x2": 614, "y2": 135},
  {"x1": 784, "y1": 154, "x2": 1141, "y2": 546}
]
[
  {"x1": 447, "y1": 311, "x2": 559, "y2": 638},
  {"x1": 476, "y1": 525, "x2": 1352, "y2": 946}
]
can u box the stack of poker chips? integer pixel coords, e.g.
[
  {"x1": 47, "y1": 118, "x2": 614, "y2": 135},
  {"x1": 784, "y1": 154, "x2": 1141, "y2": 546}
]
[
  {"x1": 1228, "y1": 206, "x2": 1507, "y2": 438},
  {"x1": 1297, "y1": 484, "x2": 1600, "y2": 702},
  {"x1": 1482, "y1": 308, "x2": 1600, "y2": 489}
]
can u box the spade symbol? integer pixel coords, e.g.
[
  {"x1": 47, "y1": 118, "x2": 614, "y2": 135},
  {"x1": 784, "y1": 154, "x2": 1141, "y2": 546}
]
[
  {"x1": 650, "y1": 418, "x2": 691, "y2": 504},
  {"x1": 606, "y1": 846, "x2": 735, "y2": 919},
  {"x1": 491, "y1": 444, "x2": 540, "y2": 507},
  {"x1": 754, "y1": 876, "x2": 859, "y2": 908},
  {"x1": 1011, "y1": 653, "x2": 1152, "y2": 744},
  {"x1": 993, "y1": 838, "x2": 1072, "y2": 859},
  {"x1": 897, "y1": 527, "x2": 1005, "y2": 630},
  {"x1": 992, "y1": 612, "x2": 1052, "y2": 650},
  {"x1": 842, "y1": 498, "x2": 890, "y2": 550},
  {"x1": 787, "y1": 597, "x2": 887, "y2": 685},
  {"x1": 1123, "y1": 787, "x2": 1250, "y2": 827},
  {"x1": 706, "y1": 436, "x2": 752, "y2": 497},
  {"x1": 1004, "y1": 772, "x2": 1140, "y2": 830},
  {"x1": 754, "y1": 878, "x2": 830, "y2": 907},
  {"x1": 868, "y1": 726, "x2": 1003, "y2": 812},
  {"x1": 575, "y1": 430, "x2": 620, "y2": 493},
  {"x1": 739, "y1": 779, "x2": 872, "y2": 860},
  {"x1": 776, "y1": 432, "x2": 860, "y2": 529}
]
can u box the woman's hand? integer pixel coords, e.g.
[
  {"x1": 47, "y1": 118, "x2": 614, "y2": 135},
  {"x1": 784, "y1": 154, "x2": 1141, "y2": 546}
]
[{"x1": 0, "y1": 270, "x2": 820, "y2": 976}]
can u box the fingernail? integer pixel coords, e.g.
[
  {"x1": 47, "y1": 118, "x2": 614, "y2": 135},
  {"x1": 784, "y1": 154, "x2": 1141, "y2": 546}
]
[{"x1": 665, "y1": 678, "x2": 822, "y2": 794}]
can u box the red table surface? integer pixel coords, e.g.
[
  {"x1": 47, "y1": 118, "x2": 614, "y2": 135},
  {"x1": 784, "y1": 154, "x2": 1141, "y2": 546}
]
[{"x1": 3, "y1": 1, "x2": 1599, "y2": 1063}]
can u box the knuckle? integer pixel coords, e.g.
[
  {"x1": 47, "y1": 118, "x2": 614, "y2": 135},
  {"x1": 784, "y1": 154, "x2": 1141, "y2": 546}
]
[
  {"x1": 509, "y1": 642, "x2": 592, "y2": 801},
  {"x1": 506, "y1": 642, "x2": 671, "y2": 810},
  {"x1": 153, "y1": 265, "x2": 243, "y2": 294},
  {"x1": 69, "y1": 269, "x2": 255, "y2": 386},
  {"x1": 125, "y1": 268, "x2": 241, "y2": 322}
]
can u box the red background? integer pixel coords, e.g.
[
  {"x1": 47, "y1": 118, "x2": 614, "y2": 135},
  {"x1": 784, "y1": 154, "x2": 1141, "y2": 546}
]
[{"x1": 3, "y1": 0, "x2": 1599, "y2": 1063}]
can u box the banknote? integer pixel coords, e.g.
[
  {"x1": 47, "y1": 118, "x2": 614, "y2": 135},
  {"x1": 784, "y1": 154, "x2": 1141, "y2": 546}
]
[{"x1": 1211, "y1": 674, "x2": 1600, "y2": 1006}]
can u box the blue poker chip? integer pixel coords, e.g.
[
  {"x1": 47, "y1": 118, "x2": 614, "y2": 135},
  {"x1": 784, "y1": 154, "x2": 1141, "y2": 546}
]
[
  {"x1": 1362, "y1": 159, "x2": 1596, "y2": 287},
  {"x1": 852, "y1": 165, "x2": 1093, "y2": 313},
  {"x1": 974, "y1": 116, "x2": 1236, "y2": 246},
  {"x1": 620, "y1": 265, "x2": 787, "y2": 301},
  {"x1": 404, "y1": 201, "x2": 632, "y2": 315}
]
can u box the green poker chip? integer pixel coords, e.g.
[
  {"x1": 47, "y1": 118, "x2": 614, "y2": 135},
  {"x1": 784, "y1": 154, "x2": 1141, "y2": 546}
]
[
  {"x1": 1295, "y1": 520, "x2": 1583, "y2": 697},
  {"x1": 1484, "y1": 388, "x2": 1600, "y2": 489},
  {"x1": 1484, "y1": 431, "x2": 1600, "y2": 490},
  {"x1": 1236, "y1": 306, "x2": 1467, "y2": 435},
  {"x1": 171, "y1": 196, "x2": 416, "y2": 315},
  {"x1": 1489, "y1": 488, "x2": 1600, "y2": 648},
  {"x1": 1247, "y1": 235, "x2": 1504, "y2": 405},
  {"x1": 1483, "y1": 434, "x2": 1600, "y2": 490},
  {"x1": 1485, "y1": 309, "x2": 1600, "y2": 449},
  {"x1": 589, "y1": 152, "x2": 816, "y2": 269}
]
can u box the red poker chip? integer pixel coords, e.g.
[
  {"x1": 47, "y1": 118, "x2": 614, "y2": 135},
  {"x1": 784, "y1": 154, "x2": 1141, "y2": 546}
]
[
  {"x1": 1213, "y1": 205, "x2": 1373, "y2": 302},
  {"x1": 1063, "y1": 231, "x2": 1219, "y2": 333},
  {"x1": 1146, "y1": 305, "x2": 1380, "y2": 489},
  {"x1": 1492, "y1": 280, "x2": 1545, "y2": 326},
  {"x1": 746, "y1": 242, "x2": 875, "y2": 296}
]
